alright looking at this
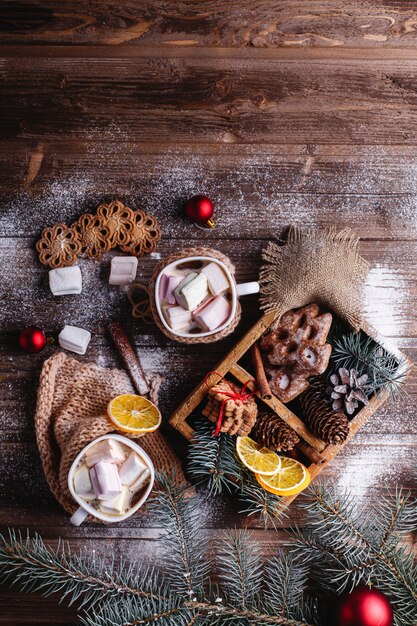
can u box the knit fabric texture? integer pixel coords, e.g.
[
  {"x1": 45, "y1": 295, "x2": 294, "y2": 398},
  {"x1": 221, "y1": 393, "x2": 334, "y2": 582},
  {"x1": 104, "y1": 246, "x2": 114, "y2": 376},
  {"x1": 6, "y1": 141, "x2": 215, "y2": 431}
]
[
  {"x1": 35, "y1": 352, "x2": 185, "y2": 516},
  {"x1": 259, "y1": 226, "x2": 369, "y2": 332}
]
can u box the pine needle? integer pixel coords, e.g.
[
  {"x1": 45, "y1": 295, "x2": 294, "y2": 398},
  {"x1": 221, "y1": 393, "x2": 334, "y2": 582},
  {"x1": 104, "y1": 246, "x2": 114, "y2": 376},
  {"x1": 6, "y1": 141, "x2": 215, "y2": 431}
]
[
  {"x1": 187, "y1": 419, "x2": 243, "y2": 495},
  {"x1": 292, "y1": 483, "x2": 417, "y2": 625},
  {"x1": 330, "y1": 332, "x2": 408, "y2": 400}
]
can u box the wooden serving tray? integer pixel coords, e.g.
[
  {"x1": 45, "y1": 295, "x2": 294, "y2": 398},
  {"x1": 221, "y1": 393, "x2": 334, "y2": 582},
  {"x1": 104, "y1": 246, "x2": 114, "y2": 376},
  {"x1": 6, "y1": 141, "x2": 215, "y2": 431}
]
[{"x1": 169, "y1": 310, "x2": 411, "y2": 509}]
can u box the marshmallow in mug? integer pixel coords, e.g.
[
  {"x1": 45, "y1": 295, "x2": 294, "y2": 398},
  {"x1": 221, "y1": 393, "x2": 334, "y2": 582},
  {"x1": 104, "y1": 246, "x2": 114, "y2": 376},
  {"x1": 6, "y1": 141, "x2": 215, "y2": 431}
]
[
  {"x1": 159, "y1": 273, "x2": 184, "y2": 304},
  {"x1": 174, "y1": 272, "x2": 208, "y2": 310},
  {"x1": 193, "y1": 295, "x2": 230, "y2": 332},
  {"x1": 90, "y1": 462, "x2": 122, "y2": 500},
  {"x1": 59, "y1": 325, "x2": 91, "y2": 355},
  {"x1": 201, "y1": 262, "x2": 230, "y2": 296},
  {"x1": 49, "y1": 266, "x2": 82, "y2": 296},
  {"x1": 72, "y1": 439, "x2": 152, "y2": 519}
]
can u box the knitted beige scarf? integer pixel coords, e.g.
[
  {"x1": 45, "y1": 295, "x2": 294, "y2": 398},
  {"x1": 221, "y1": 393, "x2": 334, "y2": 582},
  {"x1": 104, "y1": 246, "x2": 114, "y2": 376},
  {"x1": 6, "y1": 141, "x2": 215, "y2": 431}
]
[{"x1": 35, "y1": 352, "x2": 185, "y2": 516}]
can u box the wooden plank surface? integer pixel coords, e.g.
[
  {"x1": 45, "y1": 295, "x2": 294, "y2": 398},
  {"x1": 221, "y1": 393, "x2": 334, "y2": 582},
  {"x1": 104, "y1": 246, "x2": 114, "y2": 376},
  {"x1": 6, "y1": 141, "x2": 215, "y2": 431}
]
[
  {"x1": 3, "y1": 52, "x2": 417, "y2": 146},
  {"x1": 1, "y1": 2, "x2": 417, "y2": 622},
  {"x1": 1, "y1": 2, "x2": 417, "y2": 48}
]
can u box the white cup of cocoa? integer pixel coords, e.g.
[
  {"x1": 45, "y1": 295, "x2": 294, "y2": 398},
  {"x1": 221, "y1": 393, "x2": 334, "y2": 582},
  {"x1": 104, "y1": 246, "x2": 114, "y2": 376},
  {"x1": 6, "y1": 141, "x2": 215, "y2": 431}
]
[
  {"x1": 68, "y1": 434, "x2": 154, "y2": 526},
  {"x1": 155, "y1": 255, "x2": 259, "y2": 338}
]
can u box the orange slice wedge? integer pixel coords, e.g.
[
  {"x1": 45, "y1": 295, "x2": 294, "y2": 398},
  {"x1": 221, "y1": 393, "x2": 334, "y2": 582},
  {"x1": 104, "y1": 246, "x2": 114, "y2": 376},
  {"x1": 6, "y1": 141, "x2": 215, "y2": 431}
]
[{"x1": 107, "y1": 394, "x2": 161, "y2": 434}]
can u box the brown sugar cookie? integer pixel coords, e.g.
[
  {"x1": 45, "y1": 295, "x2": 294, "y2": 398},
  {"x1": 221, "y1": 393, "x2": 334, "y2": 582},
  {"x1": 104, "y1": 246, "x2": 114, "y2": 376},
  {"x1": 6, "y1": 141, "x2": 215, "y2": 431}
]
[
  {"x1": 36, "y1": 224, "x2": 81, "y2": 269},
  {"x1": 119, "y1": 208, "x2": 161, "y2": 257},
  {"x1": 72, "y1": 213, "x2": 112, "y2": 260},
  {"x1": 96, "y1": 200, "x2": 135, "y2": 248},
  {"x1": 260, "y1": 304, "x2": 333, "y2": 404}
]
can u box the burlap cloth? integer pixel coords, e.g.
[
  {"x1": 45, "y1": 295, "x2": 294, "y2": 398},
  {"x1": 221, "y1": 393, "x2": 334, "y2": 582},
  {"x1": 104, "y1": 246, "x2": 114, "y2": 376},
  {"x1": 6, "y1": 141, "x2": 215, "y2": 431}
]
[
  {"x1": 35, "y1": 351, "x2": 185, "y2": 516},
  {"x1": 148, "y1": 247, "x2": 241, "y2": 344},
  {"x1": 259, "y1": 226, "x2": 369, "y2": 331}
]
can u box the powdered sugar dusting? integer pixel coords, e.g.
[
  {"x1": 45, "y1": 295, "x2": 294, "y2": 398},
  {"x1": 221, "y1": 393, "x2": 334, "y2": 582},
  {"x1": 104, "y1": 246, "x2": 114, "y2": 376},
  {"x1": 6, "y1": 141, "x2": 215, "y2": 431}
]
[
  {"x1": 2, "y1": 133, "x2": 417, "y2": 240},
  {"x1": 335, "y1": 435, "x2": 413, "y2": 509},
  {"x1": 363, "y1": 263, "x2": 409, "y2": 339}
]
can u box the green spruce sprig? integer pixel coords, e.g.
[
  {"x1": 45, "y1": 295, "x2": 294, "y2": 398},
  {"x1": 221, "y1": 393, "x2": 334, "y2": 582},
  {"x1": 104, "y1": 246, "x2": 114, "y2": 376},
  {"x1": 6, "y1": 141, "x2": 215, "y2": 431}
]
[
  {"x1": 187, "y1": 418, "x2": 243, "y2": 495},
  {"x1": 187, "y1": 418, "x2": 286, "y2": 527},
  {"x1": 1, "y1": 476, "x2": 416, "y2": 626},
  {"x1": 291, "y1": 483, "x2": 417, "y2": 625},
  {"x1": 239, "y1": 471, "x2": 287, "y2": 530},
  {"x1": 0, "y1": 473, "x2": 316, "y2": 626},
  {"x1": 330, "y1": 332, "x2": 408, "y2": 400},
  {"x1": 149, "y1": 472, "x2": 210, "y2": 599}
]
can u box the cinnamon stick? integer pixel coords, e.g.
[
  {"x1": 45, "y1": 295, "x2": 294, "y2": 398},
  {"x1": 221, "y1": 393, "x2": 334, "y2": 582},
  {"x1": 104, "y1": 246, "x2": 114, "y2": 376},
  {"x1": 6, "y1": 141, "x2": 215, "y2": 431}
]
[
  {"x1": 107, "y1": 322, "x2": 150, "y2": 396},
  {"x1": 251, "y1": 343, "x2": 272, "y2": 399},
  {"x1": 296, "y1": 441, "x2": 325, "y2": 465}
]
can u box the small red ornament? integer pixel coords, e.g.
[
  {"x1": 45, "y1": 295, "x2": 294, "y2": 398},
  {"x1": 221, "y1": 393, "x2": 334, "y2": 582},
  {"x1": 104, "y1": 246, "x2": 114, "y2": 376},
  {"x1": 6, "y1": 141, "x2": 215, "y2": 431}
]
[
  {"x1": 336, "y1": 586, "x2": 393, "y2": 626},
  {"x1": 19, "y1": 326, "x2": 47, "y2": 354},
  {"x1": 185, "y1": 195, "x2": 216, "y2": 228}
]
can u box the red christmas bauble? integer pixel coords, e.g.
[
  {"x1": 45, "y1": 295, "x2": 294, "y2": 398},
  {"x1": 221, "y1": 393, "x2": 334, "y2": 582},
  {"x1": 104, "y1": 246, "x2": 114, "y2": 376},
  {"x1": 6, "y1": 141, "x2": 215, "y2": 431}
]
[
  {"x1": 19, "y1": 326, "x2": 47, "y2": 354},
  {"x1": 336, "y1": 586, "x2": 393, "y2": 626},
  {"x1": 185, "y1": 195, "x2": 215, "y2": 228}
]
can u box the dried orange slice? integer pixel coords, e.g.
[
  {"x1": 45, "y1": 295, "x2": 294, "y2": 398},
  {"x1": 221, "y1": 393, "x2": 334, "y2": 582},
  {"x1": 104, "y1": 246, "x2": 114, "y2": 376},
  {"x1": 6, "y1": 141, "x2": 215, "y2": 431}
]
[
  {"x1": 255, "y1": 457, "x2": 310, "y2": 496},
  {"x1": 107, "y1": 394, "x2": 161, "y2": 434},
  {"x1": 236, "y1": 436, "x2": 281, "y2": 476}
]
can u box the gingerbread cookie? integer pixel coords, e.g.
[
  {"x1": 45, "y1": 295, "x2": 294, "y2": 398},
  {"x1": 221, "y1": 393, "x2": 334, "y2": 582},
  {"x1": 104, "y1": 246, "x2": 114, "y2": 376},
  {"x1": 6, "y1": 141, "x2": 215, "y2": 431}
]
[
  {"x1": 96, "y1": 200, "x2": 135, "y2": 248},
  {"x1": 202, "y1": 380, "x2": 258, "y2": 436},
  {"x1": 36, "y1": 224, "x2": 81, "y2": 269},
  {"x1": 72, "y1": 213, "x2": 112, "y2": 260},
  {"x1": 119, "y1": 209, "x2": 161, "y2": 257},
  {"x1": 260, "y1": 304, "x2": 332, "y2": 403}
]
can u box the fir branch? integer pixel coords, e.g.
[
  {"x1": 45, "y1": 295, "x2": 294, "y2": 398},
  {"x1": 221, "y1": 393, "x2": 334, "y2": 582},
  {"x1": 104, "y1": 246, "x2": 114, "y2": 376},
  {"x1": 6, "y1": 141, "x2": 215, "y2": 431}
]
[
  {"x1": 238, "y1": 472, "x2": 287, "y2": 529},
  {"x1": 292, "y1": 484, "x2": 417, "y2": 624},
  {"x1": 149, "y1": 472, "x2": 210, "y2": 600},
  {"x1": 330, "y1": 332, "x2": 408, "y2": 399},
  {"x1": 80, "y1": 594, "x2": 196, "y2": 626},
  {"x1": 216, "y1": 529, "x2": 263, "y2": 610},
  {"x1": 0, "y1": 529, "x2": 163, "y2": 609},
  {"x1": 263, "y1": 551, "x2": 310, "y2": 620},
  {"x1": 187, "y1": 419, "x2": 243, "y2": 495},
  {"x1": 1, "y1": 476, "x2": 315, "y2": 626}
]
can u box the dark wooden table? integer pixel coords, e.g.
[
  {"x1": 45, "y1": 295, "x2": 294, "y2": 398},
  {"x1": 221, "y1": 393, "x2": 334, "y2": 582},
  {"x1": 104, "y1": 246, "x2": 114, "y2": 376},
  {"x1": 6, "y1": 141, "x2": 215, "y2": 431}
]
[{"x1": 1, "y1": 2, "x2": 416, "y2": 623}]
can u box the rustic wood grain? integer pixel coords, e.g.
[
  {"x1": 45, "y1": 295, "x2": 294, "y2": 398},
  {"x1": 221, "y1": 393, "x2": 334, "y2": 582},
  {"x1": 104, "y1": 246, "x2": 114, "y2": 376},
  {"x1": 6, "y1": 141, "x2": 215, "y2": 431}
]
[
  {"x1": 2, "y1": 52, "x2": 417, "y2": 146},
  {"x1": 1, "y1": 2, "x2": 417, "y2": 48},
  {"x1": 1, "y1": 4, "x2": 417, "y2": 621}
]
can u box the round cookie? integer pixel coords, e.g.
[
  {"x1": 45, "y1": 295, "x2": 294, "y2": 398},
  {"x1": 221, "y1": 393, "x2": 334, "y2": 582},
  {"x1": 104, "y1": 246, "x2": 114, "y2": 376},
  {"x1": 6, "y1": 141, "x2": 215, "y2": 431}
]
[
  {"x1": 119, "y1": 209, "x2": 161, "y2": 257},
  {"x1": 72, "y1": 213, "x2": 112, "y2": 260},
  {"x1": 96, "y1": 200, "x2": 135, "y2": 248},
  {"x1": 36, "y1": 224, "x2": 81, "y2": 269}
]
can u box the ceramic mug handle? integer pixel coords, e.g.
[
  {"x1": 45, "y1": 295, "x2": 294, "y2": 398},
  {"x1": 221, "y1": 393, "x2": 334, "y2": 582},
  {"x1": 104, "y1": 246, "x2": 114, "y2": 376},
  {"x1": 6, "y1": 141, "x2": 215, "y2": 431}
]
[
  {"x1": 70, "y1": 505, "x2": 89, "y2": 526},
  {"x1": 236, "y1": 282, "x2": 260, "y2": 297}
]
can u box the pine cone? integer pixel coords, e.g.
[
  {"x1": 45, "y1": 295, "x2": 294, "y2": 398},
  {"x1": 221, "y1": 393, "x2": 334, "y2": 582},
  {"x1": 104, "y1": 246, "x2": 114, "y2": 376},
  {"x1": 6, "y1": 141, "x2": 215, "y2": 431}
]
[
  {"x1": 300, "y1": 378, "x2": 349, "y2": 445},
  {"x1": 327, "y1": 368, "x2": 369, "y2": 415},
  {"x1": 252, "y1": 410, "x2": 299, "y2": 452}
]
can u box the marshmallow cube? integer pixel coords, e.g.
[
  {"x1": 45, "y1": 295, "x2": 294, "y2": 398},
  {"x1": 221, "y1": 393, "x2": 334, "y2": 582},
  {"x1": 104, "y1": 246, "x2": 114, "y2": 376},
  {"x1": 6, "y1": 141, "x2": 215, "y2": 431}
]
[
  {"x1": 201, "y1": 262, "x2": 230, "y2": 296},
  {"x1": 159, "y1": 273, "x2": 184, "y2": 304},
  {"x1": 90, "y1": 462, "x2": 122, "y2": 501},
  {"x1": 130, "y1": 467, "x2": 151, "y2": 494},
  {"x1": 58, "y1": 325, "x2": 91, "y2": 355},
  {"x1": 175, "y1": 272, "x2": 208, "y2": 310},
  {"x1": 119, "y1": 452, "x2": 147, "y2": 486},
  {"x1": 73, "y1": 463, "x2": 95, "y2": 500},
  {"x1": 109, "y1": 256, "x2": 138, "y2": 286},
  {"x1": 49, "y1": 266, "x2": 82, "y2": 296},
  {"x1": 85, "y1": 439, "x2": 126, "y2": 468},
  {"x1": 99, "y1": 485, "x2": 131, "y2": 515},
  {"x1": 193, "y1": 295, "x2": 231, "y2": 332},
  {"x1": 165, "y1": 306, "x2": 192, "y2": 331}
]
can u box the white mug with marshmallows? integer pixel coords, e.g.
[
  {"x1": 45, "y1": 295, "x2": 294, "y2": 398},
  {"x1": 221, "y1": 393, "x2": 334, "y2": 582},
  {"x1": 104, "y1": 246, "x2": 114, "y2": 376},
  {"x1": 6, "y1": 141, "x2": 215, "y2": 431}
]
[
  {"x1": 68, "y1": 434, "x2": 154, "y2": 526},
  {"x1": 155, "y1": 255, "x2": 259, "y2": 339}
]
